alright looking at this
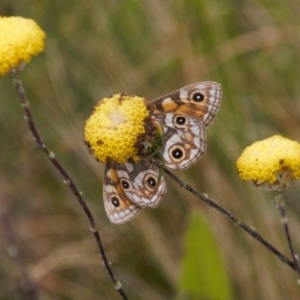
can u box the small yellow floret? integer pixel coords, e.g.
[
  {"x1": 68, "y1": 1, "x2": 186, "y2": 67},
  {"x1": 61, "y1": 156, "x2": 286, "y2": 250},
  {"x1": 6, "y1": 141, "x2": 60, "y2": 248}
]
[
  {"x1": 237, "y1": 135, "x2": 300, "y2": 191},
  {"x1": 84, "y1": 94, "x2": 149, "y2": 163},
  {"x1": 0, "y1": 16, "x2": 45, "y2": 76}
]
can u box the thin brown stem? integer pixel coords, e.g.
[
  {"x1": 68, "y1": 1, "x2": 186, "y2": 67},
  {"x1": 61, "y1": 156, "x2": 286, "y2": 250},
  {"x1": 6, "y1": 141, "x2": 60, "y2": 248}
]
[
  {"x1": 275, "y1": 193, "x2": 300, "y2": 282},
  {"x1": 164, "y1": 168, "x2": 297, "y2": 271},
  {"x1": 12, "y1": 77, "x2": 128, "y2": 300}
]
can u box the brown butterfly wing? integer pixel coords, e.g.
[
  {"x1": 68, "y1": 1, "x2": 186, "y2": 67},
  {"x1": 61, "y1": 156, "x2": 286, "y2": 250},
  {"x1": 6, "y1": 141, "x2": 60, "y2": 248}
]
[
  {"x1": 103, "y1": 160, "x2": 166, "y2": 224},
  {"x1": 152, "y1": 82, "x2": 222, "y2": 170}
]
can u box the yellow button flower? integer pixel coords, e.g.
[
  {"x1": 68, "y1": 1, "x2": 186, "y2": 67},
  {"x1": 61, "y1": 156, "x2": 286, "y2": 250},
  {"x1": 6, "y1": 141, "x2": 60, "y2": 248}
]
[
  {"x1": 84, "y1": 94, "x2": 150, "y2": 163},
  {"x1": 237, "y1": 135, "x2": 300, "y2": 191},
  {"x1": 0, "y1": 16, "x2": 45, "y2": 76}
]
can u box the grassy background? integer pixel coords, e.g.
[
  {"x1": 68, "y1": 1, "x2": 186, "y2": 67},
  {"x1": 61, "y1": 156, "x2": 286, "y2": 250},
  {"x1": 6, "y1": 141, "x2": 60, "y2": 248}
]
[{"x1": 1, "y1": 0, "x2": 300, "y2": 299}]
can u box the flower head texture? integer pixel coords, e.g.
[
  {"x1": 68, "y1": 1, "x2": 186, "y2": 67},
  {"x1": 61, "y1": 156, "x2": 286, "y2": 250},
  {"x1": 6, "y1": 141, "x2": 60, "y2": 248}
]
[
  {"x1": 0, "y1": 16, "x2": 45, "y2": 76},
  {"x1": 84, "y1": 94, "x2": 149, "y2": 163},
  {"x1": 237, "y1": 135, "x2": 300, "y2": 191}
]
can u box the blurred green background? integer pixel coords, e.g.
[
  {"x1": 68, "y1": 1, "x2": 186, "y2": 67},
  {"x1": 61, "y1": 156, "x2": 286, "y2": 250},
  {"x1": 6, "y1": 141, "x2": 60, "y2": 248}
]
[{"x1": 1, "y1": 0, "x2": 300, "y2": 299}]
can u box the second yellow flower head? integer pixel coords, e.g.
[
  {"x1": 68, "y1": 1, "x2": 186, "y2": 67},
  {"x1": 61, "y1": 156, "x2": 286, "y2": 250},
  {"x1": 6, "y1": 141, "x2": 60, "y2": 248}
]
[{"x1": 237, "y1": 135, "x2": 300, "y2": 191}]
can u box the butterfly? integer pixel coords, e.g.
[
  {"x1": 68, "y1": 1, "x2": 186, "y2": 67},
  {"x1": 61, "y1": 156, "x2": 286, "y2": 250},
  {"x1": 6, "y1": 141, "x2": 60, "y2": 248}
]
[{"x1": 103, "y1": 82, "x2": 222, "y2": 224}]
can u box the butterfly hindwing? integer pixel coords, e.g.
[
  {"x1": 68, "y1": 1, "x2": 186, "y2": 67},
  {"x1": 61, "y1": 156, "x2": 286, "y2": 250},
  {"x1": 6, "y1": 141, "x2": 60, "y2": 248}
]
[{"x1": 154, "y1": 113, "x2": 207, "y2": 170}]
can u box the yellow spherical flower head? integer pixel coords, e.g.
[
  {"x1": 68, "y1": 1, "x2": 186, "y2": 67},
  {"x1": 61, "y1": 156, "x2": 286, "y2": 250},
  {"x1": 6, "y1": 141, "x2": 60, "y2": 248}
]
[
  {"x1": 84, "y1": 94, "x2": 151, "y2": 164},
  {"x1": 237, "y1": 135, "x2": 300, "y2": 191},
  {"x1": 0, "y1": 16, "x2": 45, "y2": 76}
]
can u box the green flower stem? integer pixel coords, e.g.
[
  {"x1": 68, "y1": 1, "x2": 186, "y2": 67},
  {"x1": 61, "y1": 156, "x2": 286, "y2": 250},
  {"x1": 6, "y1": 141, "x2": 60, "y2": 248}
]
[
  {"x1": 275, "y1": 193, "x2": 300, "y2": 282},
  {"x1": 12, "y1": 77, "x2": 128, "y2": 300},
  {"x1": 164, "y1": 168, "x2": 297, "y2": 272}
]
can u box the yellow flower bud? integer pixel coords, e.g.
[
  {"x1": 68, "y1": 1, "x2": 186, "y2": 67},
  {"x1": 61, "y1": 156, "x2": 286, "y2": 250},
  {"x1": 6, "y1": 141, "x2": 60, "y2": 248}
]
[{"x1": 0, "y1": 16, "x2": 45, "y2": 76}]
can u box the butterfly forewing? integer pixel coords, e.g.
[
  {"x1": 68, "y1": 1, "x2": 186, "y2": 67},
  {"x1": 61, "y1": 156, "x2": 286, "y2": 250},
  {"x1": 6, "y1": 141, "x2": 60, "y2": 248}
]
[
  {"x1": 104, "y1": 164, "x2": 141, "y2": 224},
  {"x1": 152, "y1": 81, "x2": 222, "y2": 126}
]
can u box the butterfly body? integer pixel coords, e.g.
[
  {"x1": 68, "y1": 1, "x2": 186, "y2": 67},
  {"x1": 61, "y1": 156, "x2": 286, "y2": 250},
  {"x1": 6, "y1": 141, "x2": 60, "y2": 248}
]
[{"x1": 103, "y1": 81, "x2": 222, "y2": 224}]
